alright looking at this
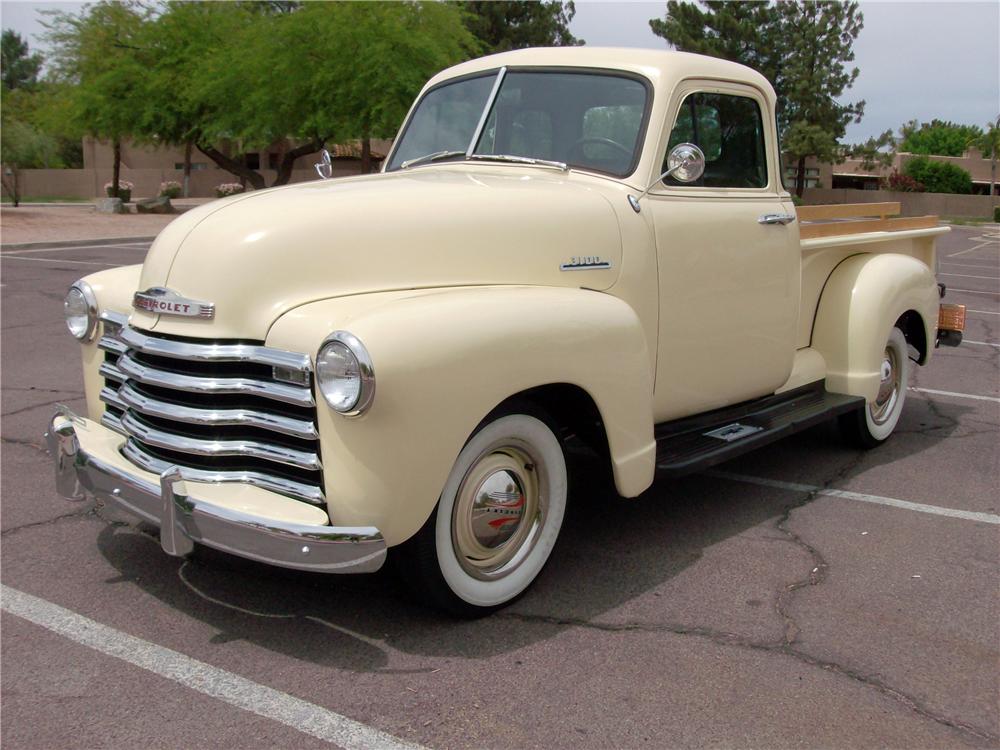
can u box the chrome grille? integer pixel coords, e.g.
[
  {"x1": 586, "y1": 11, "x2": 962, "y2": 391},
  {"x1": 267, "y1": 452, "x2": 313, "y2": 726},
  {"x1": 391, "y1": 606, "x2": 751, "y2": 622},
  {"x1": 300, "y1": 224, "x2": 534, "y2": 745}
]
[{"x1": 98, "y1": 313, "x2": 323, "y2": 506}]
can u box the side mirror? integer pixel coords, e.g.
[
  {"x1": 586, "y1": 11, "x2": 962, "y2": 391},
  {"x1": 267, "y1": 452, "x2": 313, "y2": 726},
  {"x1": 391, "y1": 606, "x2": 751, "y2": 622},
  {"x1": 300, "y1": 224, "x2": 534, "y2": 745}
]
[
  {"x1": 628, "y1": 142, "x2": 706, "y2": 213},
  {"x1": 314, "y1": 149, "x2": 333, "y2": 180}
]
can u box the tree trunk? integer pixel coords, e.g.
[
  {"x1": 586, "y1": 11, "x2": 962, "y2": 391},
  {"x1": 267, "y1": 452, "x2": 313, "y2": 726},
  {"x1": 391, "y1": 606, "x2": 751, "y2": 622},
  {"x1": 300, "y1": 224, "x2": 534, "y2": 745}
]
[
  {"x1": 1, "y1": 169, "x2": 20, "y2": 207},
  {"x1": 361, "y1": 137, "x2": 371, "y2": 175},
  {"x1": 112, "y1": 138, "x2": 122, "y2": 199},
  {"x1": 273, "y1": 136, "x2": 330, "y2": 186},
  {"x1": 183, "y1": 140, "x2": 192, "y2": 198},
  {"x1": 196, "y1": 142, "x2": 266, "y2": 190},
  {"x1": 795, "y1": 155, "x2": 806, "y2": 198}
]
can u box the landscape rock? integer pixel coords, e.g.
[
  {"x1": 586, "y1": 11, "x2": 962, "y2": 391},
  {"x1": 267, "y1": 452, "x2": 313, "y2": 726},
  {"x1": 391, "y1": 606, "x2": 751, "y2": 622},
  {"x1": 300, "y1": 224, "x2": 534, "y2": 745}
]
[
  {"x1": 94, "y1": 197, "x2": 125, "y2": 214},
  {"x1": 135, "y1": 196, "x2": 174, "y2": 214}
]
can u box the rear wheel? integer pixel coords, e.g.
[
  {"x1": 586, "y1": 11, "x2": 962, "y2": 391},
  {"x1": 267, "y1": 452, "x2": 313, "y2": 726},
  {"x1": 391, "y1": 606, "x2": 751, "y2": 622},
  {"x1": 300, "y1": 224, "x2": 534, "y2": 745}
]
[
  {"x1": 397, "y1": 409, "x2": 567, "y2": 617},
  {"x1": 839, "y1": 327, "x2": 909, "y2": 448}
]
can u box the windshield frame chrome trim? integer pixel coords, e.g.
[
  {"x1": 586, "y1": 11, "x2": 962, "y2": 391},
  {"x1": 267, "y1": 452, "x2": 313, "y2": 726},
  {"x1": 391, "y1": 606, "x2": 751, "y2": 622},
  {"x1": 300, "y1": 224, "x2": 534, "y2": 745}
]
[{"x1": 466, "y1": 66, "x2": 507, "y2": 158}]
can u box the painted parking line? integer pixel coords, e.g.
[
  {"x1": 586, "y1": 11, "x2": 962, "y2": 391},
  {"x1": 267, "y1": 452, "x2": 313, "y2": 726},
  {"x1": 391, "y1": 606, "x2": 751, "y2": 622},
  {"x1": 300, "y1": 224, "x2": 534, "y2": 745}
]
[
  {"x1": 908, "y1": 387, "x2": 1000, "y2": 403},
  {"x1": 0, "y1": 585, "x2": 427, "y2": 750},
  {"x1": 0, "y1": 243, "x2": 150, "y2": 255},
  {"x1": 967, "y1": 309, "x2": 1000, "y2": 316},
  {"x1": 948, "y1": 240, "x2": 999, "y2": 258},
  {"x1": 962, "y1": 339, "x2": 1000, "y2": 348},
  {"x1": 0, "y1": 256, "x2": 120, "y2": 267},
  {"x1": 946, "y1": 288, "x2": 999, "y2": 296},
  {"x1": 938, "y1": 272, "x2": 1000, "y2": 280},
  {"x1": 708, "y1": 471, "x2": 1000, "y2": 525}
]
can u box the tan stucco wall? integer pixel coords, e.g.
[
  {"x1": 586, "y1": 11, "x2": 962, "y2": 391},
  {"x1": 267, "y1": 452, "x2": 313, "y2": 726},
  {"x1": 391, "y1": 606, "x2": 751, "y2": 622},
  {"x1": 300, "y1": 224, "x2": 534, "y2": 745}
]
[{"x1": 803, "y1": 188, "x2": 999, "y2": 218}]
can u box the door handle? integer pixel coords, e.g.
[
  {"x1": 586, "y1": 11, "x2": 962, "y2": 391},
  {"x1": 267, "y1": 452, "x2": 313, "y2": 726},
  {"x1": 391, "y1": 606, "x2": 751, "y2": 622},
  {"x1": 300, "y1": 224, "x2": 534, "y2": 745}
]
[{"x1": 758, "y1": 213, "x2": 796, "y2": 225}]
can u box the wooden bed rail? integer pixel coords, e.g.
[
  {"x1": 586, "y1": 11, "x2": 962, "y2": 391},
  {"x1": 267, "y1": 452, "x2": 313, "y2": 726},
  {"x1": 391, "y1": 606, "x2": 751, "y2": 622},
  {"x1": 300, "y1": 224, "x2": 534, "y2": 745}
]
[{"x1": 797, "y1": 202, "x2": 940, "y2": 240}]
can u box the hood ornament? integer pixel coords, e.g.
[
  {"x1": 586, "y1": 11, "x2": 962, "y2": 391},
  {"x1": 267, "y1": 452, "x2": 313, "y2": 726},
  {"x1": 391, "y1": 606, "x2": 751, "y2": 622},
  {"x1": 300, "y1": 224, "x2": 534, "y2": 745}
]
[{"x1": 133, "y1": 287, "x2": 215, "y2": 319}]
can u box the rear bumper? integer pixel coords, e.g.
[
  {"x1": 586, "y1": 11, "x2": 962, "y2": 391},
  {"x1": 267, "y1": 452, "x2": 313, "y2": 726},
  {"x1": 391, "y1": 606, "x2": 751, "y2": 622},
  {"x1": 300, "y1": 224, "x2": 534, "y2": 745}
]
[{"x1": 45, "y1": 410, "x2": 386, "y2": 574}]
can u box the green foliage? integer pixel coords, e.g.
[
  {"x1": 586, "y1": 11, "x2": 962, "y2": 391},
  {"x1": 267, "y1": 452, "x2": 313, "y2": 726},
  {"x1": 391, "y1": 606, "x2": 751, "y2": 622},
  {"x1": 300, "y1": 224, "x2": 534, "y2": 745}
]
[
  {"x1": 880, "y1": 169, "x2": 924, "y2": 193},
  {"x1": 903, "y1": 156, "x2": 972, "y2": 194},
  {"x1": 651, "y1": 0, "x2": 865, "y2": 197},
  {"x1": 459, "y1": 1, "x2": 581, "y2": 52},
  {"x1": 1, "y1": 29, "x2": 43, "y2": 90},
  {"x1": 848, "y1": 128, "x2": 896, "y2": 171},
  {"x1": 900, "y1": 120, "x2": 983, "y2": 157},
  {"x1": 0, "y1": 116, "x2": 60, "y2": 205}
]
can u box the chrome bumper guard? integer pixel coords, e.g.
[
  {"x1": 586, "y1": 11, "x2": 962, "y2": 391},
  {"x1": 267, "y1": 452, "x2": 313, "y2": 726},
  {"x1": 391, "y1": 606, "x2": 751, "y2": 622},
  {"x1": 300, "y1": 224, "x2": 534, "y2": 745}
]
[{"x1": 45, "y1": 411, "x2": 386, "y2": 574}]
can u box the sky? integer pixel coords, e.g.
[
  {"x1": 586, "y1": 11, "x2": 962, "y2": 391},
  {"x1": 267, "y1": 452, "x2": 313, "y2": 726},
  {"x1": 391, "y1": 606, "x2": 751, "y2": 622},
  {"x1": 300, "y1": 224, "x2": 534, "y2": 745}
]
[{"x1": 2, "y1": 0, "x2": 998, "y2": 144}]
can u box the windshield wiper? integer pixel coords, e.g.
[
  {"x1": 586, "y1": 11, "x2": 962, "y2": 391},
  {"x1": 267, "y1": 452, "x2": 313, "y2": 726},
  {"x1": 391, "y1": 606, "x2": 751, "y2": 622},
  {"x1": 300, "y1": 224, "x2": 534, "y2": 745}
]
[
  {"x1": 399, "y1": 150, "x2": 466, "y2": 169},
  {"x1": 468, "y1": 153, "x2": 568, "y2": 171}
]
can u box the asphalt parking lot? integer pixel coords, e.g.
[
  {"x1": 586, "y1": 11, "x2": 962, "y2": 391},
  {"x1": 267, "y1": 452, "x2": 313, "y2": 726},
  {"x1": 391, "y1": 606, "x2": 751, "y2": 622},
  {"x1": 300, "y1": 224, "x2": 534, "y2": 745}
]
[{"x1": 2, "y1": 225, "x2": 998, "y2": 749}]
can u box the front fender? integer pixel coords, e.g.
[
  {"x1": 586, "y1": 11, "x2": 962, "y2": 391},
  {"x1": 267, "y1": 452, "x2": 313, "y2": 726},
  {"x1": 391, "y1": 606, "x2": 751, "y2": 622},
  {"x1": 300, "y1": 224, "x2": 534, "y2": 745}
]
[
  {"x1": 267, "y1": 286, "x2": 656, "y2": 546},
  {"x1": 811, "y1": 253, "x2": 937, "y2": 401}
]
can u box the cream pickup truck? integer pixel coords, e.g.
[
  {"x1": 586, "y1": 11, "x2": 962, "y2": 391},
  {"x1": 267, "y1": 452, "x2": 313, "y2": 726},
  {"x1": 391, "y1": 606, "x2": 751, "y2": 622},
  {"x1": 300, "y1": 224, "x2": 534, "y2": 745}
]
[{"x1": 48, "y1": 48, "x2": 966, "y2": 616}]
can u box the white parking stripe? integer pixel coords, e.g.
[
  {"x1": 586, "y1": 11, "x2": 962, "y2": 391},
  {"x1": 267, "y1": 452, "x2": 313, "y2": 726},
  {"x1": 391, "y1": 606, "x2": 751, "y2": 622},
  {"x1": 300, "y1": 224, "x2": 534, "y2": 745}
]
[
  {"x1": 962, "y1": 339, "x2": 1000, "y2": 348},
  {"x1": 1, "y1": 244, "x2": 150, "y2": 255},
  {"x1": 708, "y1": 471, "x2": 1000, "y2": 525},
  {"x1": 948, "y1": 240, "x2": 999, "y2": 258},
  {"x1": 909, "y1": 387, "x2": 1000, "y2": 403},
  {"x1": 938, "y1": 272, "x2": 1000, "y2": 280},
  {"x1": 0, "y1": 585, "x2": 428, "y2": 750},
  {"x1": 0, "y1": 256, "x2": 118, "y2": 267},
  {"x1": 946, "y1": 288, "x2": 998, "y2": 296},
  {"x1": 967, "y1": 309, "x2": 1000, "y2": 315}
]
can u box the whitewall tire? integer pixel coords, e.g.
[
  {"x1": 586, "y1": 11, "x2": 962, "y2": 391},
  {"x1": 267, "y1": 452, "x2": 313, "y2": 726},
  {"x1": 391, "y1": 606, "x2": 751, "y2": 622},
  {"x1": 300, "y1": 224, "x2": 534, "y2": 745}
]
[{"x1": 840, "y1": 327, "x2": 910, "y2": 448}]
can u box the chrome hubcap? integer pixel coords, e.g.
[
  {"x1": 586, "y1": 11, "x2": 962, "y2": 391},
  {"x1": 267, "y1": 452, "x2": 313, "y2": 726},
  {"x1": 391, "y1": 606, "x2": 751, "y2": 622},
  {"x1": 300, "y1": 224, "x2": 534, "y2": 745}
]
[
  {"x1": 452, "y1": 443, "x2": 545, "y2": 580},
  {"x1": 870, "y1": 346, "x2": 900, "y2": 425}
]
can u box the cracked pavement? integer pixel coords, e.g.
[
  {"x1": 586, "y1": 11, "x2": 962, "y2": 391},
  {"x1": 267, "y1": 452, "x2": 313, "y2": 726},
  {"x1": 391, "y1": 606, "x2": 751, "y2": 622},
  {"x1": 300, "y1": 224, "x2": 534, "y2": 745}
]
[{"x1": 2, "y1": 228, "x2": 998, "y2": 749}]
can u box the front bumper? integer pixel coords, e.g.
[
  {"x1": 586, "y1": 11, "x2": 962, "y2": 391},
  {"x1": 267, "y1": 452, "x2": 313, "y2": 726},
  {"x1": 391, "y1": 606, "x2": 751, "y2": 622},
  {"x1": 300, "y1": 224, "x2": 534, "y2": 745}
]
[{"x1": 45, "y1": 410, "x2": 386, "y2": 573}]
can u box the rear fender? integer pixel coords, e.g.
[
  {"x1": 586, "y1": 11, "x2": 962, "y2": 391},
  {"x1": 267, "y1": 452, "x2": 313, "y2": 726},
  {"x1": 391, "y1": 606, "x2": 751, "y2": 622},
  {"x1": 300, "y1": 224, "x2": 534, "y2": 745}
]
[
  {"x1": 267, "y1": 286, "x2": 656, "y2": 546},
  {"x1": 811, "y1": 253, "x2": 937, "y2": 401}
]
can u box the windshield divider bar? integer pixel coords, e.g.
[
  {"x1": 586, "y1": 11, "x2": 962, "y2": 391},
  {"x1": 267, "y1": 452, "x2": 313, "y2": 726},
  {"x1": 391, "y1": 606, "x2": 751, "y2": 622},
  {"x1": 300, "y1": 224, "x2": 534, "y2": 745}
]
[{"x1": 466, "y1": 67, "x2": 507, "y2": 158}]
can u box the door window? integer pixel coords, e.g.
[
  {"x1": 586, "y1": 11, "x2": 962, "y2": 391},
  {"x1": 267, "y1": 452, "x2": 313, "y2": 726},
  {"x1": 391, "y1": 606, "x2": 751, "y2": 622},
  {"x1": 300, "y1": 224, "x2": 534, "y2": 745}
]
[{"x1": 664, "y1": 92, "x2": 767, "y2": 188}]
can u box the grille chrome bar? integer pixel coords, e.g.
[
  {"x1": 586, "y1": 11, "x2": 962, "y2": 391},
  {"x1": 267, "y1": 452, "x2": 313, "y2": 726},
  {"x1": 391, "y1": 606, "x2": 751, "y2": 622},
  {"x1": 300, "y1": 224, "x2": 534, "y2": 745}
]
[
  {"x1": 120, "y1": 411, "x2": 322, "y2": 472},
  {"x1": 99, "y1": 336, "x2": 128, "y2": 356},
  {"x1": 117, "y1": 352, "x2": 314, "y2": 407},
  {"x1": 119, "y1": 325, "x2": 311, "y2": 372},
  {"x1": 101, "y1": 409, "x2": 126, "y2": 435},
  {"x1": 117, "y1": 381, "x2": 318, "y2": 440},
  {"x1": 121, "y1": 440, "x2": 325, "y2": 505},
  {"x1": 100, "y1": 361, "x2": 126, "y2": 383},
  {"x1": 100, "y1": 386, "x2": 127, "y2": 412}
]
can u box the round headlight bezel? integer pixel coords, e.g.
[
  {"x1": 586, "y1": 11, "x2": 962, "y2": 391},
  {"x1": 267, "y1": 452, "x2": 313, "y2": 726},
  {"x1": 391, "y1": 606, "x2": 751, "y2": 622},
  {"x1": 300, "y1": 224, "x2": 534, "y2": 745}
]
[
  {"x1": 316, "y1": 331, "x2": 375, "y2": 416},
  {"x1": 65, "y1": 280, "x2": 99, "y2": 341}
]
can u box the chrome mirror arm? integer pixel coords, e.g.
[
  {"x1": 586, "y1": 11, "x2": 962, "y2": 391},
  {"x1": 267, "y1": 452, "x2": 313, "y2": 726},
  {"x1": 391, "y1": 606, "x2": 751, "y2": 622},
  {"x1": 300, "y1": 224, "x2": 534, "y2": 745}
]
[{"x1": 628, "y1": 142, "x2": 705, "y2": 213}]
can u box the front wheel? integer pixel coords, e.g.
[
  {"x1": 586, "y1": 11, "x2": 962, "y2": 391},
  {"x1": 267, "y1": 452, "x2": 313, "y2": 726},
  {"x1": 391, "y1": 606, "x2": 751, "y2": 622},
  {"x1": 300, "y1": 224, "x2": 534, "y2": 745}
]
[
  {"x1": 396, "y1": 410, "x2": 568, "y2": 617},
  {"x1": 839, "y1": 327, "x2": 910, "y2": 448}
]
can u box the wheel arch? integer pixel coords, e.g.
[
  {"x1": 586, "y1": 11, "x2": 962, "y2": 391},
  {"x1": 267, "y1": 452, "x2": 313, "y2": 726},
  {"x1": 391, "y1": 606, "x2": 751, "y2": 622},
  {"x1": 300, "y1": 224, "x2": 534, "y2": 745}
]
[{"x1": 811, "y1": 252, "x2": 938, "y2": 402}]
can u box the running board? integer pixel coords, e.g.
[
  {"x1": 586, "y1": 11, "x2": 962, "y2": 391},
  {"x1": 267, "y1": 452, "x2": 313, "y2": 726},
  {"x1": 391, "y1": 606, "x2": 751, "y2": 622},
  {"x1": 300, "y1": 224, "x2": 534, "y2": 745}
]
[{"x1": 655, "y1": 382, "x2": 863, "y2": 477}]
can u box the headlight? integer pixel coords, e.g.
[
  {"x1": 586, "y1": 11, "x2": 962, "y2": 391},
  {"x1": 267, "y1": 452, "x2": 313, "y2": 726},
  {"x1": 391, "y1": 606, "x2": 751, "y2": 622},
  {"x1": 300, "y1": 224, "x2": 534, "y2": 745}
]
[
  {"x1": 316, "y1": 331, "x2": 375, "y2": 415},
  {"x1": 64, "y1": 281, "x2": 98, "y2": 341}
]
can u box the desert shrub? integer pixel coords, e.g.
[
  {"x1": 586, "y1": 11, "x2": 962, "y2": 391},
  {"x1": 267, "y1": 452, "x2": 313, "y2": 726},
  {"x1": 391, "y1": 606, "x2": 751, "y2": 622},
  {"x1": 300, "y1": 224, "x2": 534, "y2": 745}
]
[
  {"x1": 880, "y1": 169, "x2": 925, "y2": 192},
  {"x1": 104, "y1": 179, "x2": 134, "y2": 201},
  {"x1": 903, "y1": 157, "x2": 972, "y2": 194}
]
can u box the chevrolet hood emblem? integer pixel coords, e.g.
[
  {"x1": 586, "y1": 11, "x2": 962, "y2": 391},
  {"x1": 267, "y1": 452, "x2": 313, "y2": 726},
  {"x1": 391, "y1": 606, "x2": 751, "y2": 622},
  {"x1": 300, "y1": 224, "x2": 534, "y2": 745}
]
[{"x1": 133, "y1": 287, "x2": 215, "y2": 319}]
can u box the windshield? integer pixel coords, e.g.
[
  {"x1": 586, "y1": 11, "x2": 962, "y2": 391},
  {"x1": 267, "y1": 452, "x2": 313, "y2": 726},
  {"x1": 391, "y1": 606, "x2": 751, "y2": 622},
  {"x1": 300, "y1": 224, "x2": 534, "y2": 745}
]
[{"x1": 386, "y1": 69, "x2": 650, "y2": 177}]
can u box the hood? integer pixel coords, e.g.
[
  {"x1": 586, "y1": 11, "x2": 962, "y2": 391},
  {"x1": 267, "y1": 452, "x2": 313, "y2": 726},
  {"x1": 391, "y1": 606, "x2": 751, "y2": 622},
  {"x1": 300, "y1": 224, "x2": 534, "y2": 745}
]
[{"x1": 131, "y1": 168, "x2": 623, "y2": 340}]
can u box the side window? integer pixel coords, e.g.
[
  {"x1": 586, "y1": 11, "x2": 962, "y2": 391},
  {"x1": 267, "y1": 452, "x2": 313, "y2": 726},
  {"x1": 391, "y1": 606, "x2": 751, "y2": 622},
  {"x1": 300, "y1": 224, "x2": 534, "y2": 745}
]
[{"x1": 664, "y1": 92, "x2": 767, "y2": 188}]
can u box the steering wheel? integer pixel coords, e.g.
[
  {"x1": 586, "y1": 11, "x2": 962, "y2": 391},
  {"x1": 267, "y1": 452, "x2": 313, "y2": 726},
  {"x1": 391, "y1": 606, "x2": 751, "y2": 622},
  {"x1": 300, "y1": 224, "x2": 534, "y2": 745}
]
[{"x1": 566, "y1": 136, "x2": 633, "y2": 162}]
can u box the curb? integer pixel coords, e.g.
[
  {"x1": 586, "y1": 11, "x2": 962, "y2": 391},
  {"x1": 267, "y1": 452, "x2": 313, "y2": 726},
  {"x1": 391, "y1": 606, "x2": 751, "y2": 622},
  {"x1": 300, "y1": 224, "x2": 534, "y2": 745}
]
[{"x1": 1, "y1": 236, "x2": 156, "y2": 252}]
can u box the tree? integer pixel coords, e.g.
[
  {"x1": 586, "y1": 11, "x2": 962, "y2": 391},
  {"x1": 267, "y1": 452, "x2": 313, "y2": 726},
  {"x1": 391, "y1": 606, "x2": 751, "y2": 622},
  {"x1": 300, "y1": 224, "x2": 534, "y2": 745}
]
[
  {"x1": 42, "y1": 2, "x2": 151, "y2": 198},
  {"x1": 650, "y1": 0, "x2": 865, "y2": 197},
  {"x1": 972, "y1": 118, "x2": 999, "y2": 196},
  {"x1": 1, "y1": 116, "x2": 60, "y2": 206},
  {"x1": 903, "y1": 156, "x2": 972, "y2": 195},
  {"x1": 899, "y1": 119, "x2": 983, "y2": 157},
  {"x1": 1, "y1": 30, "x2": 43, "y2": 90},
  {"x1": 848, "y1": 128, "x2": 896, "y2": 172},
  {"x1": 460, "y1": 1, "x2": 581, "y2": 52}
]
